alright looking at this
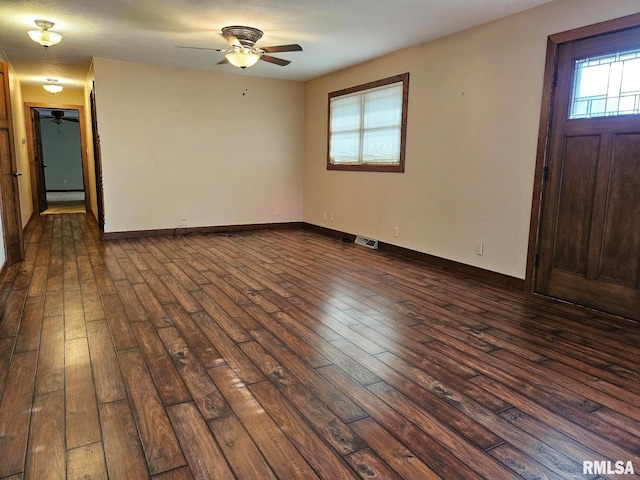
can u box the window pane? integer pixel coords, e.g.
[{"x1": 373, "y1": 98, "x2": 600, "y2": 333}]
[
  {"x1": 330, "y1": 131, "x2": 360, "y2": 163},
  {"x1": 621, "y1": 57, "x2": 640, "y2": 92},
  {"x1": 575, "y1": 64, "x2": 609, "y2": 98},
  {"x1": 569, "y1": 47, "x2": 640, "y2": 119},
  {"x1": 363, "y1": 127, "x2": 400, "y2": 163},
  {"x1": 619, "y1": 93, "x2": 638, "y2": 114},
  {"x1": 364, "y1": 84, "x2": 402, "y2": 129},
  {"x1": 330, "y1": 96, "x2": 361, "y2": 132}
]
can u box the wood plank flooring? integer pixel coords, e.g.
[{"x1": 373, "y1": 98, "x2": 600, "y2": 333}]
[{"x1": 0, "y1": 213, "x2": 639, "y2": 479}]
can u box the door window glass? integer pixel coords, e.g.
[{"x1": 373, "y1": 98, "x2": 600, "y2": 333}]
[{"x1": 569, "y1": 47, "x2": 640, "y2": 119}]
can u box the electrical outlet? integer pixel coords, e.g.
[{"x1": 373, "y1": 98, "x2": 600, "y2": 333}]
[
  {"x1": 330, "y1": 213, "x2": 334, "y2": 222},
  {"x1": 275, "y1": 208, "x2": 281, "y2": 216},
  {"x1": 394, "y1": 226, "x2": 399, "y2": 237},
  {"x1": 475, "y1": 242, "x2": 484, "y2": 256},
  {"x1": 181, "y1": 211, "x2": 188, "y2": 221}
]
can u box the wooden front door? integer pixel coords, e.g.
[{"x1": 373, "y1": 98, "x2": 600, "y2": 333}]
[
  {"x1": 535, "y1": 26, "x2": 640, "y2": 320},
  {"x1": 0, "y1": 62, "x2": 24, "y2": 265}
]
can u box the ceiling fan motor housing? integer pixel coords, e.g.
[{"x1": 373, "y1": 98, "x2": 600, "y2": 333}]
[{"x1": 222, "y1": 26, "x2": 263, "y2": 48}]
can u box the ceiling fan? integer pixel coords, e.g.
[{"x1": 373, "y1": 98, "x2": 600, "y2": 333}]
[
  {"x1": 43, "y1": 110, "x2": 79, "y2": 125},
  {"x1": 179, "y1": 26, "x2": 302, "y2": 69}
]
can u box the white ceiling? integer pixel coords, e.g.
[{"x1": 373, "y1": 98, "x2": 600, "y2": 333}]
[{"x1": 0, "y1": 0, "x2": 554, "y2": 88}]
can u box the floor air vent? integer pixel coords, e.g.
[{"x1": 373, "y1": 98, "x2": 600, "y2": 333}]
[{"x1": 354, "y1": 236, "x2": 379, "y2": 250}]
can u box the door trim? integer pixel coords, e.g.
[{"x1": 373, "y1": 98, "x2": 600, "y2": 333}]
[
  {"x1": 24, "y1": 102, "x2": 90, "y2": 217},
  {"x1": 526, "y1": 12, "x2": 640, "y2": 292}
]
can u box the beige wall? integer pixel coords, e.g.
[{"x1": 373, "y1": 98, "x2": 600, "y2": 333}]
[
  {"x1": 93, "y1": 58, "x2": 304, "y2": 233},
  {"x1": 7, "y1": 65, "x2": 31, "y2": 228},
  {"x1": 0, "y1": 52, "x2": 30, "y2": 274},
  {"x1": 303, "y1": 0, "x2": 640, "y2": 279},
  {"x1": 22, "y1": 85, "x2": 85, "y2": 106}
]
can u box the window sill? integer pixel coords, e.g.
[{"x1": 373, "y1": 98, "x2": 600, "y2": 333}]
[{"x1": 327, "y1": 163, "x2": 404, "y2": 173}]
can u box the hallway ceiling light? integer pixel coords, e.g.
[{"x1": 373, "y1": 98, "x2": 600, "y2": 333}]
[
  {"x1": 28, "y1": 20, "x2": 63, "y2": 48},
  {"x1": 42, "y1": 79, "x2": 63, "y2": 94}
]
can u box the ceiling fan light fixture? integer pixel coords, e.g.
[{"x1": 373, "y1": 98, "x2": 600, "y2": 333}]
[
  {"x1": 29, "y1": 20, "x2": 63, "y2": 48},
  {"x1": 43, "y1": 79, "x2": 63, "y2": 94},
  {"x1": 225, "y1": 48, "x2": 261, "y2": 69}
]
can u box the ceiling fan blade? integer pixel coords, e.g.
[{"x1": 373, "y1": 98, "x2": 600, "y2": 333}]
[
  {"x1": 260, "y1": 54, "x2": 291, "y2": 66},
  {"x1": 176, "y1": 45, "x2": 222, "y2": 52},
  {"x1": 261, "y1": 44, "x2": 302, "y2": 53},
  {"x1": 220, "y1": 33, "x2": 241, "y2": 47},
  {"x1": 216, "y1": 58, "x2": 229, "y2": 65}
]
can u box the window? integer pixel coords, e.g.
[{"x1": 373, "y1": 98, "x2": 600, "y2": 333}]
[
  {"x1": 328, "y1": 73, "x2": 409, "y2": 172},
  {"x1": 569, "y1": 47, "x2": 640, "y2": 119}
]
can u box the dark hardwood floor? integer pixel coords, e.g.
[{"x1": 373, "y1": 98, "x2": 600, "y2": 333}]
[{"x1": 0, "y1": 213, "x2": 639, "y2": 479}]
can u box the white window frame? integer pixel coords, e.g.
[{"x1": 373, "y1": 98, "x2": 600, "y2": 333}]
[{"x1": 327, "y1": 73, "x2": 409, "y2": 172}]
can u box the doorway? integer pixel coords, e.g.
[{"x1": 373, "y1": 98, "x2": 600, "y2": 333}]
[
  {"x1": 25, "y1": 103, "x2": 91, "y2": 217},
  {"x1": 35, "y1": 108, "x2": 85, "y2": 213},
  {"x1": 529, "y1": 14, "x2": 640, "y2": 320}
]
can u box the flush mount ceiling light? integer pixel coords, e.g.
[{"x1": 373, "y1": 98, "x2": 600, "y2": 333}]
[
  {"x1": 42, "y1": 79, "x2": 63, "y2": 94},
  {"x1": 28, "y1": 20, "x2": 63, "y2": 48}
]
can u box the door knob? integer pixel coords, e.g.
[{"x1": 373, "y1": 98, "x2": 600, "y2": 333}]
[{"x1": 12, "y1": 172, "x2": 22, "y2": 177}]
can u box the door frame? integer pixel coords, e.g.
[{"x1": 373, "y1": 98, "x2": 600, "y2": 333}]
[
  {"x1": 526, "y1": 12, "x2": 640, "y2": 293},
  {"x1": 24, "y1": 102, "x2": 91, "y2": 216}
]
